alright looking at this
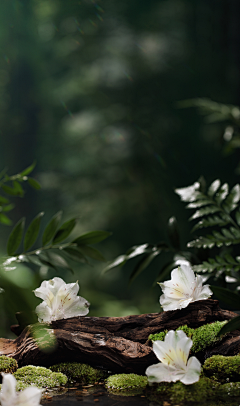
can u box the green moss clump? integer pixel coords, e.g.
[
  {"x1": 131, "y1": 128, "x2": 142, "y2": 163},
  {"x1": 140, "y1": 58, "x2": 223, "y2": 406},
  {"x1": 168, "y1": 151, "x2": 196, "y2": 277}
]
[
  {"x1": 149, "y1": 321, "x2": 227, "y2": 354},
  {"x1": 191, "y1": 321, "x2": 227, "y2": 353},
  {"x1": 16, "y1": 381, "x2": 32, "y2": 391},
  {"x1": 0, "y1": 355, "x2": 18, "y2": 374},
  {"x1": 14, "y1": 365, "x2": 67, "y2": 389},
  {"x1": 50, "y1": 362, "x2": 107, "y2": 384},
  {"x1": 203, "y1": 355, "x2": 240, "y2": 383},
  {"x1": 218, "y1": 381, "x2": 240, "y2": 397},
  {"x1": 106, "y1": 373, "x2": 148, "y2": 396},
  {"x1": 148, "y1": 330, "x2": 168, "y2": 342}
]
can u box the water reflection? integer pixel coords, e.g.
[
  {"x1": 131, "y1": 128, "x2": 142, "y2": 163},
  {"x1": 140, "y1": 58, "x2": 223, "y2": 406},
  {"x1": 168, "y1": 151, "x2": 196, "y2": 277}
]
[{"x1": 41, "y1": 383, "x2": 152, "y2": 406}]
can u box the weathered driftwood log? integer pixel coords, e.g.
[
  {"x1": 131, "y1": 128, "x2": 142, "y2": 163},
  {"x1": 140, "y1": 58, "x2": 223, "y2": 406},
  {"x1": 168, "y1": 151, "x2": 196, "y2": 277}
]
[{"x1": 0, "y1": 299, "x2": 239, "y2": 374}]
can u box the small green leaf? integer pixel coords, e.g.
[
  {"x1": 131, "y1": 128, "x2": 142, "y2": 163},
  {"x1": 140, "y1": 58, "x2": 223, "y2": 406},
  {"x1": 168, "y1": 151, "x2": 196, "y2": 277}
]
[
  {"x1": 13, "y1": 180, "x2": 24, "y2": 197},
  {"x1": 42, "y1": 211, "x2": 62, "y2": 246},
  {"x1": 24, "y1": 212, "x2": 44, "y2": 251},
  {"x1": 208, "y1": 179, "x2": 221, "y2": 197},
  {"x1": 211, "y1": 285, "x2": 240, "y2": 310},
  {"x1": 167, "y1": 216, "x2": 181, "y2": 250},
  {"x1": 102, "y1": 255, "x2": 127, "y2": 274},
  {"x1": 1, "y1": 184, "x2": 19, "y2": 196},
  {"x1": 63, "y1": 247, "x2": 88, "y2": 263},
  {"x1": 2, "y1": 203, "x2": 15, "y2": 212},
  {"x1": 73, "y1": 230, "x2": 112, "y2": 245},
  {"x1": 215, "y1": 183, "x2": 229, "y2": 204},
  {"x1": 236, "y1": 210, "x2": 240, "y2": 226},
  {"x1": 0, "y1": 213, "x2": 12, "y2": 225},
  {"x1": 44, "y1": 251, "x2": 73, "y2": 273},
  {"x1": 7, "y1": 217, "x2": 25, "y2": 255},
  {"x1": 217, "y1": 315, "x2": 240, "y2": 337},
  {"x1": 77, "y1": 245, "x2": 106, "y2": 261},
  {"x1": 28, "y1": 177, "x2": 41, "y2": 190},
  {"x1": 26, "y1": 255, "x2": 43, "y2": 267},
  {"x1": 53, "y1": 218, "x2": 77, "y2": 244},
  {"x1": 20, "y1": 161, "x2": 36, "y2": 176},
  {"x1": 175, "y1": 182, "x2": 202, "y2": 202},
  {"x1": 0, "y1": 195, "x2": 9, "y2": 204},
  {"x1": 223, "y1": 184, "x2": 240, "y2": 213},
  {"x1": 190, "y1": 206, "x2": 220, "y2": 220}
]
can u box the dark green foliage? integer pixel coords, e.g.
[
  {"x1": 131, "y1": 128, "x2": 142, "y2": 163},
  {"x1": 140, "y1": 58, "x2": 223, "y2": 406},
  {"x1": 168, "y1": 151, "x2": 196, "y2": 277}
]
[
  {"x1": 175, "y1": 179, "x2": 240, "y2": 250},
  {"x1": 4, "y1": 210, "x2": 110, "y2": 274},
  {"x1": 217, "y1": 315, "x2": 240, "y2": 336},
  {"x1": 24, "y1": 212, "x2": 44, "y2": 251},
  {"x1": 7, "y1": 217, "x2": 25, "y2": 255}
]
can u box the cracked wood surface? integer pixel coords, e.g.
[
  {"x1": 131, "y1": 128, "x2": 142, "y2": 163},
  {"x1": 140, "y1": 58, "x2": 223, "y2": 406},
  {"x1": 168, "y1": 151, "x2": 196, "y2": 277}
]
[{"x1": 0, "y1": 299, "x2": 239, "y2": 374}]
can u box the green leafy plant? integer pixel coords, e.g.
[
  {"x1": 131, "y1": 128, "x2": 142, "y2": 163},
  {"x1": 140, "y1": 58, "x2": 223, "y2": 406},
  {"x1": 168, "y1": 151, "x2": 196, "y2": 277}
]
[{"x1": 4, "y1": 210, "x2": 111, "y2": 274}]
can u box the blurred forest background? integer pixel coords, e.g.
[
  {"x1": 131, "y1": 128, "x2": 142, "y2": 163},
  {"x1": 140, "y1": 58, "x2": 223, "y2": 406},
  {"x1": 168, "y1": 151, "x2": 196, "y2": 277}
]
[{"x1": 1, "y1": 0, "x2": 240, "y2": 337}]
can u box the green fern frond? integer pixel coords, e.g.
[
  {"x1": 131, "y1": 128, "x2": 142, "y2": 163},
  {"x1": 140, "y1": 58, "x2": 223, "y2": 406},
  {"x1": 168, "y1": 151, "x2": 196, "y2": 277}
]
[
  {"x1": 192, "y1": 254, "x2": 240, "y2": 274},
  {"x1": 192, "y1": 214, "x2": 230, "y2": 231},
  {"x1": 176, "y1": 179, "x2": 240, "y2": 249}
]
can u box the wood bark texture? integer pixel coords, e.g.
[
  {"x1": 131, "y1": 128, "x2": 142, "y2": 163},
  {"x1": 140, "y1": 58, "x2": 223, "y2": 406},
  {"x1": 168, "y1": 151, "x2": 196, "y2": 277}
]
[{"x1": 0, "y1": 299, "x2": 239, "y2": 374}]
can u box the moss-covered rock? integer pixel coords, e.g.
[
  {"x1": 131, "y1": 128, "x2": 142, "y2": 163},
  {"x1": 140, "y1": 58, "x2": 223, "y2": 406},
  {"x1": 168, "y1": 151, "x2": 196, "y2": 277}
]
[
  {"x1": 0, "y1": 355, "x2": 18, "y2": 375},
  {"x1": 203, "y1": 355, "x2": 240, "y2": 383},
  {"x1": 106, "y1": 373, "x2": 148, "y2": 396},
  {"x1": 13, "y1": 365, "x2": 67, "y2": 389},
  {"x1": 149, "y1": 321, "x2": 227, "y2": 354},
  {"x1": 191, "y1": 321, "x2": 227, "y2": 353},
  {"x1": 49, "y1": 362, "x2": 107, "y2": 384}
]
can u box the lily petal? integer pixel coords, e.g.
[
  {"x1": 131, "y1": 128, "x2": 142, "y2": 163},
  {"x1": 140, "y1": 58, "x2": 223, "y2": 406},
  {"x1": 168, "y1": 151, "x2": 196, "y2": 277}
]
[
  {"x1": 146, "y1": 362, "x2": 176, "y2": 383},
  {"x1": 35, "y1": 302, "x2": 52, "y2": 323},
  {"x1": 180, "y1": 356, "x2": 201, "y2": 385},
  {"x1": 0, "y1": 373, "x2": 17, "y2": 406},
  {"x1": 18, "y1": 387, "x2": 42, "y2": 406},
  {"x1": 64, "y1": 296, "x2": 90, "y2": 318}
]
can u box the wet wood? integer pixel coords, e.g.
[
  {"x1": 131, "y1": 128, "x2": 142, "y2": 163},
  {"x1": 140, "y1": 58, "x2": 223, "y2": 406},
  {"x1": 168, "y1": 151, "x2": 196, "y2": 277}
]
[{"x1": 0, "y1": 299, "x2": 239, "y2": 374}]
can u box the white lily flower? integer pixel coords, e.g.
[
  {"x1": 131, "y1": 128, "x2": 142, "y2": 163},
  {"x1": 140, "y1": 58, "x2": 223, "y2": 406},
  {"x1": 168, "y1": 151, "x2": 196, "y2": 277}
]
[
  {"x1": 34, "y1": 277, "x2": 90, "y2": 323},
  {"x1": 159, "y1": 264, "x2": 212, "y2": 311},
  {"x1": 146, "y1": 330, "x2": 201, "y2": 385},
  {"x1": 0, "y1": 373, "x2": 42, "y2": 406}
]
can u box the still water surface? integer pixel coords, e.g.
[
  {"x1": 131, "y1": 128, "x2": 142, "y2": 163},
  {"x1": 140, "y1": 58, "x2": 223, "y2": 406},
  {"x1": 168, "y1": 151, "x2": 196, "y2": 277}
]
[{"x1": 41, "y1": 384, "x2": 153, "y2": 406}]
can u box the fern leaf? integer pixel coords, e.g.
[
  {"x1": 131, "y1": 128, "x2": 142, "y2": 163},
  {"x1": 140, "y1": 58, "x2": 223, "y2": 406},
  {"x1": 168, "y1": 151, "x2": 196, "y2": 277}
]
[
  {"x1": 190, "y1": 206, "x2": 221, "y2": 220},
  {"x1": 188, "y1": 229, "x2": 240, "y2": 249},
  {"x1": 229, "y1": 226, "x2": 240, "y2": 239},
  {"x1": 187, "y1": 236, "x2": 216, "y2": 249},
  {"x1": 192, "y1": 214, "x2": 230, "y2": 231},
  {"x1": 235, "y1": 210, "x2": 240, "y2": 226},
  {"x1": 207, "y1": 179, "x2": 221, "y2": 197},
  {"x1": 186, "y1": 199, "x2": 211, "y2": 209},
  {"x1": 223, "y1": 184, "x2": 240, "y2": 213},
  {"x1": 215, "y1": 183, "x2": 229, "y2": 204},
  {"x1": 175, "y1": 182, "x2": 204, "y2": 202},
  {"x1": 193, "y1": 254, "x2": 240, "y2": 275}
]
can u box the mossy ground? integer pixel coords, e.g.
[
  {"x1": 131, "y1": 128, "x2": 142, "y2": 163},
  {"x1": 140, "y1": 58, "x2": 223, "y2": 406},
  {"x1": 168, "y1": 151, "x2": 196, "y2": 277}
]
[
  {"x1": 13, "y1": 365, "x2": 67, "y2": 389},
  {"x1": 105, "y1": 373, "x2": 148, "y2": 396},
  {"x1": 0, "y1": 355, "x2": 18, "y2": 376},
  {"x1": 50, "y1": 362, "x2": 107, "y2": 384},
  {"x1": 149, "y1": 321, "x2": 227, "y2": 354},
  {"x1": 203, "y1": 355, "x2": 240, "y2": 383}
]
